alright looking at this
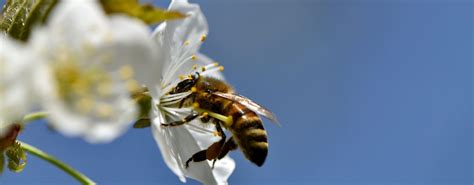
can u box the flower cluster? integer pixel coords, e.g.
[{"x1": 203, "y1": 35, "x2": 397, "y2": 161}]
[{"x1": 0, "y1": 0, "x2": 234, "y2": 184}]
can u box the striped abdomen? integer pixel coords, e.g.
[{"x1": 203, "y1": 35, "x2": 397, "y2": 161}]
[{"x1": 223, "y1": 102, "x2": 268, "y2": 166}]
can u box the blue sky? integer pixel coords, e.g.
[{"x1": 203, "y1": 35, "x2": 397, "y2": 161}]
[{"x1": 0, "y1": 0, "x2": 472, "y2": 184}]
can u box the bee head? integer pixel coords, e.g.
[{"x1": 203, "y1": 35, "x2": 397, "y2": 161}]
[{"x1": 170, "y1": 72, "x2": 200, "y2": 94}]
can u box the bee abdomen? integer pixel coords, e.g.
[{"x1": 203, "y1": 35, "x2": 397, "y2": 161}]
[{"x1": 233, "y1": 114, "x2": 268, "y2": 166}]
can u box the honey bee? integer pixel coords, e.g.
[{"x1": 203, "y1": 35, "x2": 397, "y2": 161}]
[{"x1": 161, "y1": 72, "x2": 279, "y2": 167}]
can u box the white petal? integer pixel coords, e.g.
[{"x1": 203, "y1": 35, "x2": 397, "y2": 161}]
[
  {"x1": 167, "y1": 0, "x2": 209, "y2": 48},
  {"x1": 151, "y1": 0, "x2": 209, "y2": 88},
  {"x1": 0, "y1": 36, "x2": 34, "y2": 135},
  {"x1": 152, "y1": 110, "x2": 235, "y2": 184},
  {"x1": 152, "y1": 0, "x2": 208, "y2": 56},
  {"x1": 151, "y1": 22, "x2": 172, "y2": 72},
  {"x1": 185, "y1": 121, "x2": 219, "y2": 149},
  {"x1": 210, "y1": 156, "x2": 235, "y2": 185},
  {"x1": 151, "y1": 113, "x2": 186, "y2": 182},
  {"x1": 45, "y1": 0, "x2": 109, "y2": 51},
  {"x1": 99, "y1": 15, "x2": 160, "y2": 91}
]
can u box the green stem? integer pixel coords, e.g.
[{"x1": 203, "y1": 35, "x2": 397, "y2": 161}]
[
  {"x1": 17, "y1": 141, "x2": 96, "y2": 185},
  {"x1": 22, "y1": 111, "x2": 48, "y2": 123}
]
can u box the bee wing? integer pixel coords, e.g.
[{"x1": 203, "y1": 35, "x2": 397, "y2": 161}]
[{"x1": 212, "y1": 92, "x2": 280, "y2": 126}]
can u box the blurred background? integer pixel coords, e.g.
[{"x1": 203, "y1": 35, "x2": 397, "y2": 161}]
[{"x1": 1, "y1": 0, "x2": 472, "y2": 184}]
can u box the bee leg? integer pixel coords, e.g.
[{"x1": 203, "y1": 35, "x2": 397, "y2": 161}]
[
  {"x1": 161, "y1": 112, "x2": 199, "y2": 127},
  {"x1": 211, "y1": 123, "x2": 226, "y2": 169},
  {"x1": 185, "y1": 141, "x2": 224, "y2": 169},
  {"x1": 185, "y1": 150, "x2": 207, "y2": 168},
  {"x1": 217, "y1": 137, "x2": 238, "y2": 160},
  {"x1": 186, "y1": 123, "x2": 227, "y2": 169}
]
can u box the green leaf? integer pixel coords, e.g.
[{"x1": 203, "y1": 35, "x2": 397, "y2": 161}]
[
  {"x1": 100, "y1": 0, "x2": 185, "y2": 25},
  {"x1": 0, "y1": 0, "x2": 58, "y2": 41}
]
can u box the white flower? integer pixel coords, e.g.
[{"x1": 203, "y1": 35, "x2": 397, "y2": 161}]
[
  {"x1": 150, "y1": 0, "x2": 235, "y2": 184},
  {"x1": 30, "y1": 0, "x2": 158, "y2": 143},
  {"x1": 0, "y1": 36, "x2": 34, "y2": 136}
]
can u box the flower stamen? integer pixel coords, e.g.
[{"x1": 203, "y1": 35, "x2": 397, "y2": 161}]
[
  {"x1": 193, "y1": 107, "x2": 233, "y2": 127},
  {"x1": 184, "y1": 41, "x2": 190, "y2": 46},
  {"x1": 96, "y1": 103, "x2": 113, "y2": 118},
  {"x1": 200, "y1": 35, "x2": 207, "y2": 42},
  {"x1": 119, "y1": 65, "x2": 135, "y2": 80},
  {"x1": 162, "y1": 55, "x2": 197, "y2": 86}
]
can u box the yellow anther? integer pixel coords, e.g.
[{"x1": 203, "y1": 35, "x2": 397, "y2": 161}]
[
  {"x1": 202, "y1": 112, "x2": 209, "y2": 117},
  {"x1": 191, "y1": 87, "x2": 197, "y2": 92},
  {"x1": 200, "y1": 35, "x2": 207, "y2": 42},
  {"x1": 213, "y1": 63, "x2": 219, "y2": 67},
  {"x1": 97, "y1": 82, "x2": 112, "y2": 97},
  {"x1": 119, "y1": 65, "x2": 134, "y2": 79},
  {"x1": 71, "y1": 79, "x2": 89, "y2": 96},
  {"x1": 184, "y1": 41, "x2": 190, "y2": 46},
  {"x1": 192, "y1": 64, "x2": 198, "y2": 70},
  {"x1": 192, "y1": 102, "x2": 200, "y2": 108},
  {"x1": 126, "y1": 79, "x2": 139, "y2": 92},
  {"x1": 97, "y1": 104, "x2": 113, "y2": 118},
  {"x1": 201, "y1": 66, "x2": 206, "y2": 72},
  {"x1": 191, "y1": 55, "x2": 197, "y2": 61},
  {"x1": 219, "y1": 66, "x2": 224, "y2": 71},
  {"x1": 179, "y1": 75, "x2": 185, "y2": 80},
  {"x1": 75, "y1": 98, "x2": 93, "y2": 113},
  {"x1": 213, "y1": 131, "x2": 221, "y2": 137}
]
